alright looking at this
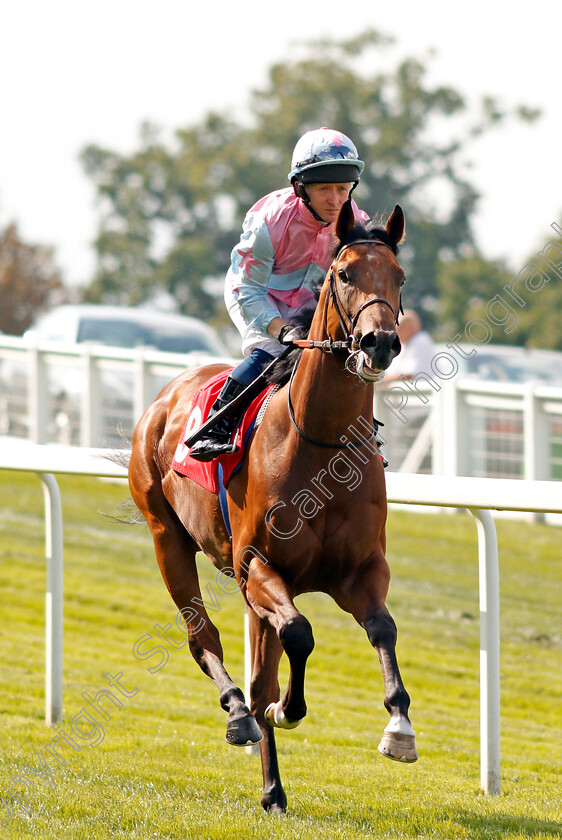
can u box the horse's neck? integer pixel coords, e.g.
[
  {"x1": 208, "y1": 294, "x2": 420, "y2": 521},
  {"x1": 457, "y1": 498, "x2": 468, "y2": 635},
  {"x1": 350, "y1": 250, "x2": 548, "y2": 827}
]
[
  {"x1": 289, "y1": 299, "x2": 374, "y2": 442},
  {"x1": 292, "y1": 352, "x2": 373, "y2": 440}
]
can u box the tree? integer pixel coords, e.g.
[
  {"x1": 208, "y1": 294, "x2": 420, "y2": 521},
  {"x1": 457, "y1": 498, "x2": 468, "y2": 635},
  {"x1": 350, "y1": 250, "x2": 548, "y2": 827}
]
[
  {"x1": 435, "y1": 221, "x2": 562, "y2": 350},
  {"x1": 435, "y1": 253, "x2": 512, "y2": 340},
  {"x1": 0, "y1": 223, "x2": 64, "y2": 335},
  {"x1": 80, "y1": 117, "x2": 244, "y2": 324},
  {"x1": 502, "y1": 223, "x2": 562, "y2": 349},
  {"x1": 80, "y1": 30, "x2": 538, "y2": 328}
]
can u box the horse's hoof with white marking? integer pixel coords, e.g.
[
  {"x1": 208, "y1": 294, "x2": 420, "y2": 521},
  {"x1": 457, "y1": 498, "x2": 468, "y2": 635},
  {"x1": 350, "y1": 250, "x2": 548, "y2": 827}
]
[
  {"x1": 264, "y1": 701, "x2": 302, "y2": 730},
  {"x1": 377, "y1": 731, "x2": 418, "y2": 763}
]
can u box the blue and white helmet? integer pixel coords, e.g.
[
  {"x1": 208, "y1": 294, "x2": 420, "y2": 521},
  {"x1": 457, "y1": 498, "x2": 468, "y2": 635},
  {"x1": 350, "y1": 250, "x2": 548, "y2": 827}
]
[{"x1": 288, "y1": 127, "x2": 365, "y2": 184}]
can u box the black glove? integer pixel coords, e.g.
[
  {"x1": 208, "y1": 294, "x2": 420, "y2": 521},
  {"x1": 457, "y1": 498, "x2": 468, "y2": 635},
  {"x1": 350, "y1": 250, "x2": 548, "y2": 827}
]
[{"x1": 278, "y1": 324, "x2": 309, "y2": 345}]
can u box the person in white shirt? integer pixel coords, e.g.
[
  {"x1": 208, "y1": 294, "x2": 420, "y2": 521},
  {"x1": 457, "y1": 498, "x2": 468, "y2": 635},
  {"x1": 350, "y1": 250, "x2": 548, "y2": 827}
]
[{"x1": 383, "y1": 310, "x2": 435, "y2": 381}]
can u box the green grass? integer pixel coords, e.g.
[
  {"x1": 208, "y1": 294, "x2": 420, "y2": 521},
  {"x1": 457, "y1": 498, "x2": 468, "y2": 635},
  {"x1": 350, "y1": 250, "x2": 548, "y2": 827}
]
[{"x1": 0, "y1": 471, "x2": 560, "y2": 839}]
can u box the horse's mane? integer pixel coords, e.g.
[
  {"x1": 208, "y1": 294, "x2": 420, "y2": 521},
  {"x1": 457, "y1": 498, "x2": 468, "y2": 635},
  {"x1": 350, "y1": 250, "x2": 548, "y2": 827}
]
[
  {"x1": 265, "y1": 217, "x2": 397, "y2": 387},
  {"x1": 264, "y1": 336, "x2": 307, "y2": 387}
]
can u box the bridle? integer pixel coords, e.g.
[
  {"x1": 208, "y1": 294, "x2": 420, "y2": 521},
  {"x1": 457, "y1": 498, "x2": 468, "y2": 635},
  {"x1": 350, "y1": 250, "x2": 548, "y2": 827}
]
[
  {"x1": 288, "y1": 237, "x2": 403, "y2": 449},
  {"x1": 292, "y1": 238, "x2": 403, "y2": 355},
  {"x1": 329, "y1": 238, "x2": 403, "y2": 343}
]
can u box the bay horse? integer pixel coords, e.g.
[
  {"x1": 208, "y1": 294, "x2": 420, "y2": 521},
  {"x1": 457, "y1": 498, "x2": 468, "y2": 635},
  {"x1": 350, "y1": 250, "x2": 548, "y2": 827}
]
[{"x1": 128, "y1": 200, "x2": 417, "y2": 813}]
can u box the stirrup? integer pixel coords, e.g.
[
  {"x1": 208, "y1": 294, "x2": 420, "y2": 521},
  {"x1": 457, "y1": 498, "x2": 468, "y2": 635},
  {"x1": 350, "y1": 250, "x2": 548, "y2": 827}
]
[{"x1": 189, "y1": 438, "x2": 240, "y2": 462}]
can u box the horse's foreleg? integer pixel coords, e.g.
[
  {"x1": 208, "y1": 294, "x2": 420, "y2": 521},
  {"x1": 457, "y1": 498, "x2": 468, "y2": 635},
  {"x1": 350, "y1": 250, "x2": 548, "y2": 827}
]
[
  {"x1": 245, "y1": 558, "x2": 315, "y2": 730},
  {"x1": 142, "y1": 507, "x2": 262, "y2": 748},
  {"x1": 334, "y1": 563, "x2": 418, "y2": 763},
  {"x1": 365, "y1": 606, "x2": 418, "y2": 762}
]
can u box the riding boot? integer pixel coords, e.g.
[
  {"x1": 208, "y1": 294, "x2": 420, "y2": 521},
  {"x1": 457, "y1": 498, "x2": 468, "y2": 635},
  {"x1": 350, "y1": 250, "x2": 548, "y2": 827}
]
[{"x1": 189, "y1": 376, "x2": 247, "y2": 462}]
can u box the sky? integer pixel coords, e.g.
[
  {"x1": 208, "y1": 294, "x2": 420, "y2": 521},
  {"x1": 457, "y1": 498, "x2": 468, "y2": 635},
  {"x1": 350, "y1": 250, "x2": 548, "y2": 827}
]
[{"x1": 0, "y1": 0, "x2": 560, "y2": 290}]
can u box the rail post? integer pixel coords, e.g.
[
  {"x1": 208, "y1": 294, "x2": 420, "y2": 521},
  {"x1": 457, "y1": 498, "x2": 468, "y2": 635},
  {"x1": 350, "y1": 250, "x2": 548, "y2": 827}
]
[
  {"x1": 39, "y1": 473, "x2": 64, "y2": 725},
  {"x1": 469, "y1": 507, "x2": 501, "y2": 794}
]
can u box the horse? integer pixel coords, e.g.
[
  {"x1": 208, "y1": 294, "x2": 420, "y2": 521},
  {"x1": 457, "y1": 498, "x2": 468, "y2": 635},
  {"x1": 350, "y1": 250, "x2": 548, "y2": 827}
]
[{"x1": 128, "y1": 199, "x2": 417, "y2": 813}]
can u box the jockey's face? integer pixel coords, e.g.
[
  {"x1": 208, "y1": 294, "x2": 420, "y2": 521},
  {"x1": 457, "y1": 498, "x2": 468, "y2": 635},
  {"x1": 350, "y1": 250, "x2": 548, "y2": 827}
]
[{"x1": 306, "y1": 182, "x2": 353, "y2": 223}]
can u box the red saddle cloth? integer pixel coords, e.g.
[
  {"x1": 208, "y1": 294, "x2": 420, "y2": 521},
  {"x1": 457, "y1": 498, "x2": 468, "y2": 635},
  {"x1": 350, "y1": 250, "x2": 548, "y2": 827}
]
[{"x1": 171, "y1": 369, "x2": 276, "y2": 494}]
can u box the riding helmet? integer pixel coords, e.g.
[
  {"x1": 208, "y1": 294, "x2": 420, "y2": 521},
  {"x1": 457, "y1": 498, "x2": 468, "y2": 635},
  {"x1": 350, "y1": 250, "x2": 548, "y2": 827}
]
[{"x1": 288, "y1": 127, "x2": 365, "y2": 185}]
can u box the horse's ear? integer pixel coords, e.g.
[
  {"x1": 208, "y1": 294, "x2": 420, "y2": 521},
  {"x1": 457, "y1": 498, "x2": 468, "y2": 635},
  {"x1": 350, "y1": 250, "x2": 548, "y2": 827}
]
[
  {"x1": 386, "y1": 204, "x2": 405, "y2": 246},
  {"x1": 335, "y1": 199, "x2": 355, "y2": 242}
]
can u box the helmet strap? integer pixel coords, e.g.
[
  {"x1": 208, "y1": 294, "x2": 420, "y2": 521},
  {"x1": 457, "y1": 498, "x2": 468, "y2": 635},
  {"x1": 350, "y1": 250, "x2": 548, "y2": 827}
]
[
  {"x1": 293, "y1": 180, "x2": 325, "y2": 223},
  {"x1": 293, "y1": 179, "x2": 360, "y2": 223}
]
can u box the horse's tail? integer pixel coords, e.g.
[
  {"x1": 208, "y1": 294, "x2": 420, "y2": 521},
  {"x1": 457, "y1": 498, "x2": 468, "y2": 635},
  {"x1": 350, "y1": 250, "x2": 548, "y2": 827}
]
[
  {"x1": 100, "y1": 497, "x2": 146, "y2": 526},
  {"x1": 104, "y1": 446, "x2": 131, "y2": 472},
  {"x1": 100, "y1": 445, "x2": 147, "y2": 526}
]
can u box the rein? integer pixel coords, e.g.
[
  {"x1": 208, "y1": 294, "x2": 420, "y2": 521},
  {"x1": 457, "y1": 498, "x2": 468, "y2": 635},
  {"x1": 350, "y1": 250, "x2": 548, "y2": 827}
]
[{"x1": 287, "y1": 357, "x2": 378, "y2": 449}]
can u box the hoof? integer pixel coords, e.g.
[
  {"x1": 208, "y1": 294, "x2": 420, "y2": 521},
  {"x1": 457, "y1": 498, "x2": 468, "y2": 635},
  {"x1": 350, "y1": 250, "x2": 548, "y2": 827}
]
[
  {"x1": 261, "y1": 790, "x2": 287, "y2": 814},
  {"x1": 225, "y1": 714, "x2": 263, "y2": 747},
  {"x1": 264, "y1": 802, "x2": 287, "y2": 815},
  {"x1": 264, "y1": 701, "x2": 302, "y2": 730},
  {"x1": 377, "y1": 731, "x2": 418, "y2": 763}
]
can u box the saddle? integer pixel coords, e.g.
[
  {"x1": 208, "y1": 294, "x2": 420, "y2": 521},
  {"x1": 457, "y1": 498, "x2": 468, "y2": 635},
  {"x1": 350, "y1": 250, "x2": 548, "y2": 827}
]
[{"x1": 172, "y1": 369, "x2": 276, "y2": 494}]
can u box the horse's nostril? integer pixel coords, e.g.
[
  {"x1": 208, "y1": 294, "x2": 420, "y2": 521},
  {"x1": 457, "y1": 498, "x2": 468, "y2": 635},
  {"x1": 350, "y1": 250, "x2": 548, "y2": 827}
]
[
  {"x1": 359, "y1": 333, "x2": 377, "y2": 353},
  {"x1": 359, "y1": 330, "x2": 399, "y2": 356}
]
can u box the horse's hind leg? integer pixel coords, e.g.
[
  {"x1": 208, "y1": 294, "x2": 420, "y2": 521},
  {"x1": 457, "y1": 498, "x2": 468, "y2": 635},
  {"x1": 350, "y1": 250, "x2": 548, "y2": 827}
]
[
  {"x1": 137, "y1": 501, "x2": 262, "y2": 748},
  {"x1": 246, "y1": 606, "x2": 287, "y2": 813}
]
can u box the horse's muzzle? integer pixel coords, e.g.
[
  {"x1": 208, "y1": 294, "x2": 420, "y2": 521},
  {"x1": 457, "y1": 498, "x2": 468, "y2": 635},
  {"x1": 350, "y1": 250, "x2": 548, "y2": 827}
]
[{"x1": 359, "y1": 329, "x2": 401, "y2": 371}]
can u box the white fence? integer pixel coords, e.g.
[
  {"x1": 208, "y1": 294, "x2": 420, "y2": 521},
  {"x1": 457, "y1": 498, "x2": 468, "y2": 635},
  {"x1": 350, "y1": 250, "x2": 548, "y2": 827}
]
[
  {"x1": 375, "y1": 378, "x2": 562, "y2": 483},
  {"x1": 2, "y1": 439, "x2": 561, "y2": 796},
  {"x1": 1, "y1": 337, "x2": 561, "y2": 486},
  {"x1": 0, "y1": 336, "x2": 232, "y2": 447}
]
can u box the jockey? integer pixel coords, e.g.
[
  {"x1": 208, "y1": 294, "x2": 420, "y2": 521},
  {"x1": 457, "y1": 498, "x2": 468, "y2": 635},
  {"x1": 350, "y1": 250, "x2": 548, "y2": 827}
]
[{"x1": 190, "y1": 127, "x2": 369, "y2": 462}]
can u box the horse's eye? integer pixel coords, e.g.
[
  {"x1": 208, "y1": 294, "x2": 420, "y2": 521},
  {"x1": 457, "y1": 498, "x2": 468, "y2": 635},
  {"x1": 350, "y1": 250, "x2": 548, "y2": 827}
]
[
  {"x1": 398, "y1": 275, "x2": 407, "y2": 288},
  {"x1": 338, "y1": 269, "x2": 350, "y2": 283}
]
